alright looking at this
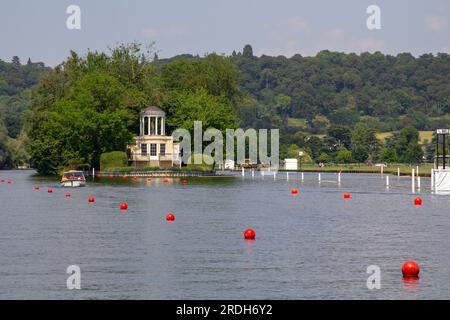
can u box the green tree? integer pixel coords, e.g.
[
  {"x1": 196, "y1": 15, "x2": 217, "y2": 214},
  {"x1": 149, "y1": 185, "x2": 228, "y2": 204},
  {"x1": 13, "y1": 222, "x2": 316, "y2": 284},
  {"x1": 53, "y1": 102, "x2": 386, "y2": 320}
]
[
  {"x1": 336, "y1": 148, "x2": 353, "y2": 163},
  {"x1": 350, "y1": 123, "x2": 379, "y2": 162}
]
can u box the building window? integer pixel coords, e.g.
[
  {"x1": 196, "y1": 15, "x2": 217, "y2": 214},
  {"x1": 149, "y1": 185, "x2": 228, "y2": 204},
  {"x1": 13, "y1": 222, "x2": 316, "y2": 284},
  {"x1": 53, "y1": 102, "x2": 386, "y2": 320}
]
[
  {"x1": 141, "y1": 143, "x2": 147, "y2": 156},
  {"x1": 160, "y1": 143, "x2": 166, "y2": 155},
  {"x1": 150, "y1": 143, "x2": 157, "y2": 156}
]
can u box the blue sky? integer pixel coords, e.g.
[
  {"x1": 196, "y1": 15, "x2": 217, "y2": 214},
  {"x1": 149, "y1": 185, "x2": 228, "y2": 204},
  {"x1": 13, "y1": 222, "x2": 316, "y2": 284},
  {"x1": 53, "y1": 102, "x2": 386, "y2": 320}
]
[{"x1": 0, "y1": 0, "x2": 449, "y2": 66}]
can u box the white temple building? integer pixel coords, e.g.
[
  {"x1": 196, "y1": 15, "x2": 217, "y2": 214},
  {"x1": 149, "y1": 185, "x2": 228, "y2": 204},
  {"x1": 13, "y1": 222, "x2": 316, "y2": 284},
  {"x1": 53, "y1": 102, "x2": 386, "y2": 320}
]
[{"x1": 128, "y1": 106, "x2": 180, "y2": 169}]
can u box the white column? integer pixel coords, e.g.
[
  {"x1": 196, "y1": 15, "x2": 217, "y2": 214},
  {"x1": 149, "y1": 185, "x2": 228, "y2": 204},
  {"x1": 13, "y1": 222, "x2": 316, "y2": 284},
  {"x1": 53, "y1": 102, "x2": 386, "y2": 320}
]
[
  {"x1": 412, "y1": 168, "x2": 415, "y2": 193},
  {"x1": 147, "y1": 117, "x2": 152, "y2": 135},
  {"x1": 161, "y1": 117, "x2": 165, "y2": 135},
  {"x1": 155, "y1": 117, "x2": 159, "y2": 136}
]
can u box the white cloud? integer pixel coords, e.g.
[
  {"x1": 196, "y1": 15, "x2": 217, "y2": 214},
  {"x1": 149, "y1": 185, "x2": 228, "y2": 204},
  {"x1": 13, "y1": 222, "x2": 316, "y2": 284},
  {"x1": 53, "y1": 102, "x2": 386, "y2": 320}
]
[
  {"x1": 359, "y1": 38, "x2": 385, "y2": 52},
  {"x1": 424, "y1": 15, "x2": 448, "y2": 32},
  {"x1": 286, "y1": 18, "x2": 309, "y2": 32}
]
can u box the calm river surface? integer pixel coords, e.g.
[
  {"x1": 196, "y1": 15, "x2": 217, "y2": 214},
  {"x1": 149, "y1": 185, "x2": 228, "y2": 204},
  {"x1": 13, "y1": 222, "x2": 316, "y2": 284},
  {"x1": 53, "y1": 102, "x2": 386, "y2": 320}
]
[{"x1": 0, "y1": 170, "x2": 449, "y2": 299}]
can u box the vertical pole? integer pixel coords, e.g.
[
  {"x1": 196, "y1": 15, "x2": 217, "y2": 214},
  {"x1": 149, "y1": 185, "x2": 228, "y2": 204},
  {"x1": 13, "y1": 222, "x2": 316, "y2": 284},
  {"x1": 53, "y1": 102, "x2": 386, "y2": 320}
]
[
  {"x1": 301, "y1": 172, "x2": 304, "y2": 181},
  {"x1": 418, "y1": 176, "x2": 421, "y2": 190},
  {"x1": 286, "y1": 172, "x2": 289, "y2": 181},
  {"x1": 92, "y1": 167, "x2": 95, "y2": 181},
  {"x1": 412, "y1": 168, "x2": 415, "y2": 193},
  {"x1": 242, "y1": 167, "x2": 244, "y2": 177},
  {"x1": 381, "y1": 165, "x2": 384, "y2": 175},
  {"x1": 431, "y1": 169, "x2": 434, "y2": 191},
  {"x1": 386, "y1": 175, "x2": 389, "y2": 188},
  {"x1": 416, "y1": 165, "x2": 419, "y2": 178},
  {"x1": 273, "y1": 172, "x2": 276, "y2": 180},
  {"x1": 436, "y1": 134, "x2": 440, "y2": 169},
  {"x1": 338, "y1": 172, "x2": 341, "y2": 184},
  {"x1": 444, "y1": 134, "x2": 447, "y2": 170},
  {"x1": 397, "y1": 167, "x2": 400, "y2": 177},
  {"x1": 252, "y1": 170, "x2": 255, "y2": 178},
  {"x1": 318, "y1": 173, "x2": 321, "y2": 183}
]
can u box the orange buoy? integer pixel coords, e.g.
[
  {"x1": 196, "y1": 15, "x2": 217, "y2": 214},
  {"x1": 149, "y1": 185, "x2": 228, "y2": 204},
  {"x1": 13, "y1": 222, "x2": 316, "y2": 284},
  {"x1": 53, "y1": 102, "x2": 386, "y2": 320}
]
[
  {"x1": 402, "y1": 261, "x2": 420, "y2": 278},
  {"x1": 166, "y1": 213, "x2": 175, "y2": 221},
  {"x1": 47, "y1": 188, "x2": 53, "y2": 193},
  {"x1": 88, "y1": 197, "x2": 95, "y2": 203},
  {"x1": 244, "y1": 228, "x2": 256, "y2": 240},
  {"x1": 182, "y1": 179, "x2": 188, "y2": 185},
  {"x1": 344, "y1": 192, "x2": 351, "y2": 199},
  {"x1": 120, "y1": 202, "x2": 128, "y2": 210},
  {"x1": 65, "y1": 192, "x2": 71, "y2": 198},
  {"x1": 414, "y1": 197, "x2": 422, "y2": 206},
  {"x1": 291, "y1": 188, "x2": 298, "y2": 195}
]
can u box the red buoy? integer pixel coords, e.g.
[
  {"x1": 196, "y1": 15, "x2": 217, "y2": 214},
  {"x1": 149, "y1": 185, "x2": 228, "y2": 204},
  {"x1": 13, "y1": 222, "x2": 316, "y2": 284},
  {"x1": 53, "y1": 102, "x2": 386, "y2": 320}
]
[
  {"x1": 414, "y1": 197, "x2": 422, "y2": 206},
  {"x1": 109, "y1": 175, "x2": 114, "y2": 180},
  {"x1": 34, "y1": 186, "x2": 40, "y2": 190},
  {"x1": 402, "y1": 261, "x2": 420, "y2": 278},
  {"x1": 88, "y1": 197, "x2": 95, "y2": 203},
  {"x1": 122, "y1": 176, "x2": 127, "y2": 181},
  {"x1": 7, "y1": 179, "x2": 11, "y2": 184},
  {"x1": 182, "y1": 179, "x2": 188, "y2": 185},
  {"x1": 166, "y1": 213, "x2": 175, "y2": 221},
  {"x1": 244, "y1": 228, "x2": 256, "y2": 240},
  {"x1": 120, "y1": 202, "x2": 128, "y2": 210},
  {"x1": 344, "y1": 193, "x2": 351, "y2": 199},
  {"x1": 133, "y1": 176, "x2": 138, "y2": 181},
  {"x1": 163, "y1": 178, "x2": 169, "y2": 183},
  {"x1": 147, "y1": 178, "x2": 152, "y2": 182},
  {"x1": 0, "y1": 179, "x2": 4, "y2": 183},
  {"x1": 291, "y1": 188, "x2": 298, "y2": 195},
  {"x1": 47, "y1": 188, "x2": 53, "y2": 193},
  {"x1": 65, "y1": 192, "x2": 71, "y2": 198}
]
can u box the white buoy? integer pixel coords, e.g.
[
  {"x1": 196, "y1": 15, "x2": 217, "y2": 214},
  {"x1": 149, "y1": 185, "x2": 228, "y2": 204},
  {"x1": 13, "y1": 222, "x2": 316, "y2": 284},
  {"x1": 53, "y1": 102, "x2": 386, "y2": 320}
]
[
  {"x1": 338, "y1": 172, "x2": 341, "y2": 184},
  {"x1": 318, "y1": 173, "x2": 321, "y2": 183},
  {"x1": 386, "y1": 175, "x2": 389, "y2": 188},
  {"x1": 412, "y1": 168, "x2": 415, "y2": 193}
]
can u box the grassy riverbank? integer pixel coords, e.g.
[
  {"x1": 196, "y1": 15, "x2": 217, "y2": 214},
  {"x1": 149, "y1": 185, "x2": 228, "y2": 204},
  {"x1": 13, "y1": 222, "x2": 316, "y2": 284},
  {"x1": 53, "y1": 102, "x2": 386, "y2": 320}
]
[{"x1": 290, "y1": 164, "x2": 433, "y2": 177}]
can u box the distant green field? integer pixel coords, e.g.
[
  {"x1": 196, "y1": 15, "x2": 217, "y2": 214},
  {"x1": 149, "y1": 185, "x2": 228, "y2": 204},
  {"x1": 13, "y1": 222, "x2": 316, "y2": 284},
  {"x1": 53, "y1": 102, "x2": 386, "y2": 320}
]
[
  {"x1": 376, "y1": 131, "x2": 433, "y2": 145},
  {"x1": 287, "y1": 118, "x2": 307, "y2": 129}
]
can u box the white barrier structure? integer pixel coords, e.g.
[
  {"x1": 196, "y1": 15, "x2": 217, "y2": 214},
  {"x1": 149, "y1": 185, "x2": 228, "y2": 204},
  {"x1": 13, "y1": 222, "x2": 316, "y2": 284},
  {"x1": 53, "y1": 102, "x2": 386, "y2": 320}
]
[
  {"x1": 432, "y1": 169, "x2": 450, "y2": 192},
  {"x1": 284, "y1": 159, "x2": 298, "y2": 171}
]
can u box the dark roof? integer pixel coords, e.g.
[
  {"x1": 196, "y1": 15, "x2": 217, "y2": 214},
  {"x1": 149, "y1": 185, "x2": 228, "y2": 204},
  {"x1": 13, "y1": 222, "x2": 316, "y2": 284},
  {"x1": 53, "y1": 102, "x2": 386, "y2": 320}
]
[{"x1": 140, "y1": 106, "x2": 165, "y2": 116}]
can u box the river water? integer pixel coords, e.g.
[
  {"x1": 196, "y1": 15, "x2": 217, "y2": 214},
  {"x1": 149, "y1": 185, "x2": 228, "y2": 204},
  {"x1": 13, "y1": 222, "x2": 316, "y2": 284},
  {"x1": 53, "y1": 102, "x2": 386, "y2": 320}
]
[{"x1": 0, "y1": 170, "x2": 449, "y2": 299}]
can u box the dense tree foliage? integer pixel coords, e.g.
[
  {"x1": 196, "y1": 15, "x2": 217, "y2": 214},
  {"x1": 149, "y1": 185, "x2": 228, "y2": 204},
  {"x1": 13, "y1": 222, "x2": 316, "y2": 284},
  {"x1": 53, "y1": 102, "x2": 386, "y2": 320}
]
[
  {"x1": 3, "y1": 44, "x2": 450, "y2": 171},
  {"x1": 25, "y1": 44, "x2": 242, "y2": 174}
]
